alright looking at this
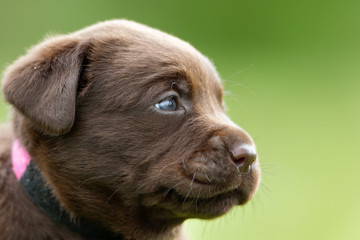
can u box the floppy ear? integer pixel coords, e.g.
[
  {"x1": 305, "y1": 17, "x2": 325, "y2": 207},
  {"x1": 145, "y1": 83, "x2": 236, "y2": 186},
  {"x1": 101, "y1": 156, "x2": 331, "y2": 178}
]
[{"x1": 2, "y1": 36, "x2": 89, "y2": 136}]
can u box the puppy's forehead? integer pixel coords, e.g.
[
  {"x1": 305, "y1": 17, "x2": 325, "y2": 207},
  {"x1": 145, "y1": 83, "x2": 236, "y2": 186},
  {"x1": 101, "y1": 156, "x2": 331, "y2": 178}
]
[{"x1": 79, "y1": 20, "x2": 223, "y2": 96}]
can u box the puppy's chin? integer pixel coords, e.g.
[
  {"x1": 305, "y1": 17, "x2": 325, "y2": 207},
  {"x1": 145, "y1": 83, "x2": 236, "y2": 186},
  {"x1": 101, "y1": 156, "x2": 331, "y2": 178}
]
[
  {"x1": 159, "y1": 190, "x2": 244, "y2": 219},
  {"x1": 143, "y1": 189, "x2": 251, "y2": 220},
  {"x1": 142, "y1": 166, "x2": 260, "y2": 219}
]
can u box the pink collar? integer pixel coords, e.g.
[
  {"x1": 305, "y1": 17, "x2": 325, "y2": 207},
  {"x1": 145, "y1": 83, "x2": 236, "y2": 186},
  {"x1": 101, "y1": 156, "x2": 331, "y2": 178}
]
[{"x1": 12, "y1": 139, "x2": 31, "y2": 180}]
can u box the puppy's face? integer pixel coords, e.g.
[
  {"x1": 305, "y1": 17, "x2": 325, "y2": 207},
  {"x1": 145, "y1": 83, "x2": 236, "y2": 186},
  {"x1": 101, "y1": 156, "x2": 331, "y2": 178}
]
[{"x1": 3, "y1": 20, "x2": 260, "y2": 234}]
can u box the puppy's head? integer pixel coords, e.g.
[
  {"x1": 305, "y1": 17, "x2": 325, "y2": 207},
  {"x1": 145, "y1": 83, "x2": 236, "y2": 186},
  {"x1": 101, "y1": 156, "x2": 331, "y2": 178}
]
[{"x1": 2, "y1": 20, "x2": 260, "y2": 235}]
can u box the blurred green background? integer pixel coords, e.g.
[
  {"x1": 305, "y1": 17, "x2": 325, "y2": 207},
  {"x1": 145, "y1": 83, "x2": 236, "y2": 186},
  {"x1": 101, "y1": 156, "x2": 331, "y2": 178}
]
[{"x1": 1, "y1": 0, "x2": 359, "y2": 239}]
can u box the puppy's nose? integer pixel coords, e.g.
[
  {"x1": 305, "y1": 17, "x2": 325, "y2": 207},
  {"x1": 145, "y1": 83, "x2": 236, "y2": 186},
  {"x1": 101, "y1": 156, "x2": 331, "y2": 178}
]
[{"x1": 230, "y1": 145, "x2": 257, "y2": 172}]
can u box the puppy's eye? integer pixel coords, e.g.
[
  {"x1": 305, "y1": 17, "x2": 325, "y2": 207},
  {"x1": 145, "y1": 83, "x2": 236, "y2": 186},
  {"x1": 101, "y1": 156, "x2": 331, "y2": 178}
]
[{"x1": 155, "y1": 97, "x2": 177, "y2": 111}]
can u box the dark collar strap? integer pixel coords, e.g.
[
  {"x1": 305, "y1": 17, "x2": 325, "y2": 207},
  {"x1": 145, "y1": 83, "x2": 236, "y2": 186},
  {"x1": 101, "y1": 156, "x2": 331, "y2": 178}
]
[{"x1": 20, "y1": 161, "x2": 124, "y2": 240}]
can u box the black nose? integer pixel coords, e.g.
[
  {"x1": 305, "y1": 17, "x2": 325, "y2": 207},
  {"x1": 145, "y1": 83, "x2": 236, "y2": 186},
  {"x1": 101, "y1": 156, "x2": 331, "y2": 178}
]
[{"x1": 230, "y1": 145, "x2": 257, "y2": 172}]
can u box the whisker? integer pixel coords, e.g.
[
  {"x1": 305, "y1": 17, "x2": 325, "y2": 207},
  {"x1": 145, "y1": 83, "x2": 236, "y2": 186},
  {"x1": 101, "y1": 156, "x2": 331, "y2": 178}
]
[
  {"x1": 260, "y1": 162, "x2": 277, "y2": 166},
  {"x1": 183, "y1": 173, "x2": 196, "y2": 207},
  {"x1": 222, "y1": 63, "x2": 254, "y2": 80},
  {"x1": 260, "y1": 182, "x2": 271, "y2": 193},
  {"x1": 157, "y1": 162, "x2": 179, "y2": 178},
  {"x1": 182, "y1": 157, "x2": 187, "y2": 171},
  {"x1": 163, "y1": 180, "x2": 185, "y2": 200},
  {"x1": 223, "y1": 91, "x2": 247, "y2": 110},
  {"x1": 261, "y1": 170, "x2": 277, "y2": 176},
  {"x1": 77, "y1": 175, "x2": 111, "y2": 189},
  {"x1": 190, "y1": 173, "x2": 196, "y2": 189},
  {"x1": 221, "y1": 177, "x2": 226, "y2": 183},
  {"x1": 106, "y1": 185, "x2": 122, "y2": 204},
  {"x1": 205, "y1": 174, "x2": 212, "y2": 183},
  {"x1": 195, "y1": 186, "x2": 203, "y2": 212},
  {"x1": 251, "y1": 196, "x2": 258, "y2": 215},
  {"x1": 236, "y1": 166, "x2": 243, "y2": 176}
]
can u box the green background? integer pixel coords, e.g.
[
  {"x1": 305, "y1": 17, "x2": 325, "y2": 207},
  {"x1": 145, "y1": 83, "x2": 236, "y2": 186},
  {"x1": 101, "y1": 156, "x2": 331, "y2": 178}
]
[{"x1": 1, "y1": 0, "x2": 359, "y2": 239}]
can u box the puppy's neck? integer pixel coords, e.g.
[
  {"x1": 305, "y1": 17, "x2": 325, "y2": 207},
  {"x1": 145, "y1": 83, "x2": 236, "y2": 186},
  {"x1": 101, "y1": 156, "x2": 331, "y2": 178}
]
[
  {"x1": 12, "y1": 139, "x2": 187, "y2": 240},
  {"x1": 12, "y1": 139, "x2": 125, "y2": 240}
]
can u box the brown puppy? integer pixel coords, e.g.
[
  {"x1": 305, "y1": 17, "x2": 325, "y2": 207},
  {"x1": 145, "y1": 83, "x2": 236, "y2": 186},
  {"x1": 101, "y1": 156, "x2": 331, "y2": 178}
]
[{"x1": 0, "y1": 20, "x2": 260, "y2": 240}]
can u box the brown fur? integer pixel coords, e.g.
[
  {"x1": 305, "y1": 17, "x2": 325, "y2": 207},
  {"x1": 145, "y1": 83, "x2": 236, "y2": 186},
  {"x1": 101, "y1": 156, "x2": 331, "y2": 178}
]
[{"x1": 0, "y1": 20, "x2": 260, "y2": 240}]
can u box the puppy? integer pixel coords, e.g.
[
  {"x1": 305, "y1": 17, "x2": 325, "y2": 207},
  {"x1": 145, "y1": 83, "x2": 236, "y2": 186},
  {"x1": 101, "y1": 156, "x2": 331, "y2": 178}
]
[{"x1": 0, "y1": 20, "x2": 260, "y2": 240}]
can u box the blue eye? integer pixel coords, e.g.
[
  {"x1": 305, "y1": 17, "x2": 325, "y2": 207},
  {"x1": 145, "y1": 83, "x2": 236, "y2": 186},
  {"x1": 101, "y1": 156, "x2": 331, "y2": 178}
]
[{"x1": 155, "y1": 97, "x2": 177, "y2": 111}]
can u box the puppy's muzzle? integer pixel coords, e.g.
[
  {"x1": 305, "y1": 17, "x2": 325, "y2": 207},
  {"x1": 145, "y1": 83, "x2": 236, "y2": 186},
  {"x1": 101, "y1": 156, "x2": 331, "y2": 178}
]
[{"x1": 180, "y1": 109, "x2": 259, "y2": 203}]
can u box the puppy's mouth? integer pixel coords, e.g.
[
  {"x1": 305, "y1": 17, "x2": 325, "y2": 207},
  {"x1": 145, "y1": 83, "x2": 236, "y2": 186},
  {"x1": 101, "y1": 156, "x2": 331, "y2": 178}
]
[
  {"x1": 145, "y1": 164, "x2": 259, "y2": 219},
  {"x1": 157, "y1": 186, "x2": 246, "y2": 218}
]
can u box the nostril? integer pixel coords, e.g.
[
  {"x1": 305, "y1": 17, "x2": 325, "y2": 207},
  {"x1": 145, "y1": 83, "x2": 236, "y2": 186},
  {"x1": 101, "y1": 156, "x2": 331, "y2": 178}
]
[
  {"x1": 230, "y1": 145, "x2": 257, "y2": 172},
  {"x1": 231, "y1": 156, "x2": 246, "y2": 166}
]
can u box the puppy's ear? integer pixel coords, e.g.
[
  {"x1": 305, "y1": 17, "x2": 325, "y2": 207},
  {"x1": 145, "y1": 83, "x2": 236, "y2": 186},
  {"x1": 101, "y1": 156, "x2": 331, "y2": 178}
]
[{"x1": 2, "y1": 36, "x2": 90, "y2": 136}]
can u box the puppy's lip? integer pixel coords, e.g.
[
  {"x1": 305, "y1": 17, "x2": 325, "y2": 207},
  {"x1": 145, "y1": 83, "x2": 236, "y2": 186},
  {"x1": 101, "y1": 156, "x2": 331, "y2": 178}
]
[
  {"x1": 160, "y1": 173, "x2": 247, "y2": 200},
  {"x1": 179, "y1": 165, "x2": 258, "y2": 198},
  {"x1": 162, "y1": 185, "x2": 241, "y2": 202},
  {"x1": 156, "y1": 187, "x2": 246, "y2": 219}
]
